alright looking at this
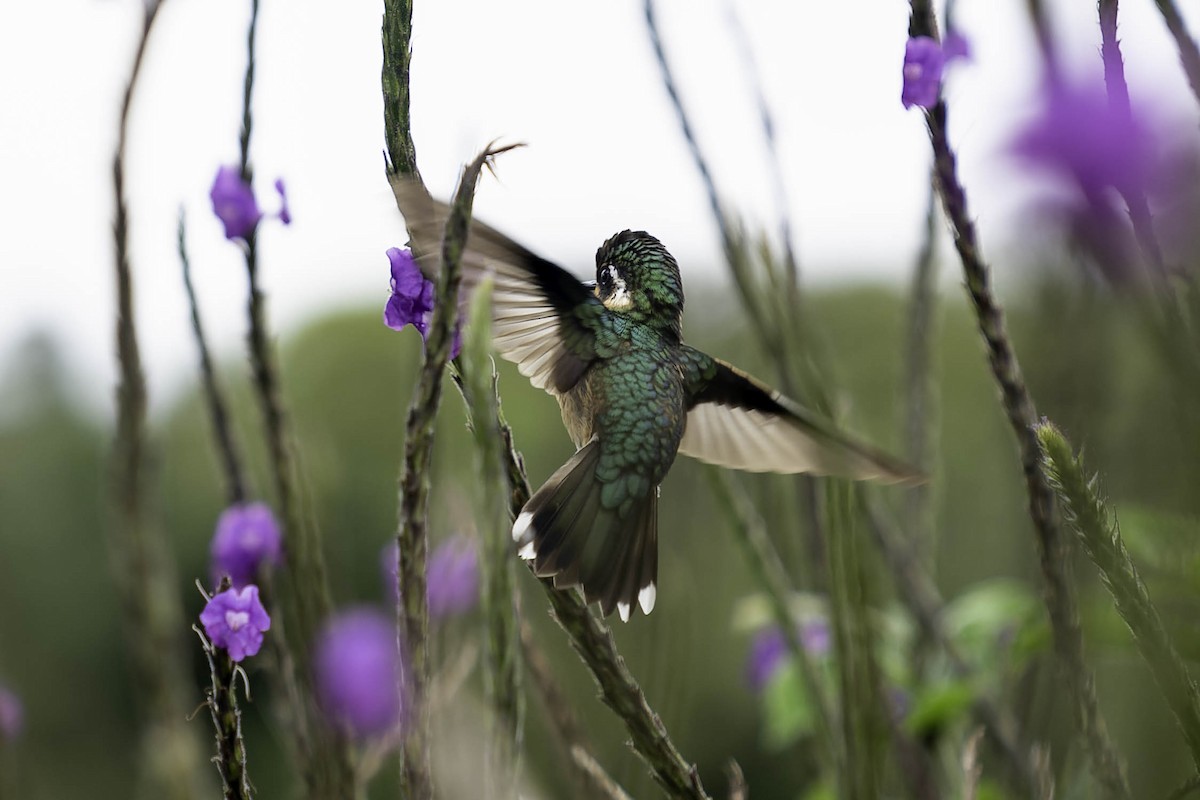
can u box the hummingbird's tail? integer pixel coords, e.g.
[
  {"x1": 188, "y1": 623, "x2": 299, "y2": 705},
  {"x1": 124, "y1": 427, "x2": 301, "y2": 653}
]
[{"x1": 513, "y1": 440, "x2": 658, "y2": 622}]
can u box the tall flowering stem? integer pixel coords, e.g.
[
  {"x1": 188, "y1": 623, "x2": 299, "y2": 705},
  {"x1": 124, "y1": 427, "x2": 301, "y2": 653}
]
[
  {"x1": 1038, "y1": 423, "x2": 1200, "y2": 772},
  {"x1": 382, "y1": 0, "x2": 420, "y2": 181},
  {"x1": 110, "y1": 3, "x2": 206, "y2": 797},
  {"x1": 394, "y1": 146, "x2": 502, "y2": 799},
  {"x1": 232, "y1": 1, "x2": 345, "y2": 794},
  {"x1": 1096, "y1": 0, "x2": 1166, "y2": 275},
  {"x1": 907, "y1": 6, "x2": 1131, "y2": 797},
  {"x1": 460, "y1": 279, "x2": 523, "y2": 797},
  {"x1": 196, "y1": 586, "x2": 253, "y2": 800},
  {"x1": 178, "y1": 211, "x2": 247, "y2": 505}
]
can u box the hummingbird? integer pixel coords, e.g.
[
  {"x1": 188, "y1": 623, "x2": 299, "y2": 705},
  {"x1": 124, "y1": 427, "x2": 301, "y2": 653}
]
[{"x1": 397, "y1": 184, "x2": 920, "y2": 622}]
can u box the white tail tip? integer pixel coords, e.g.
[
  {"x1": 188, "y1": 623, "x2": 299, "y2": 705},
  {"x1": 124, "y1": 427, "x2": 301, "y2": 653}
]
[
  {"x1": 638, "y1": 584, "x2": 657, "y2": 616},
  {"x1": 517, "y1": 540, "x2": 536, "y2": 561},
  {"x1": 617, "y1": 602, "x2": 631, "y2": 623},
  {"x1": 512, "y1": 511, "x2": 533, "y2": 543}
]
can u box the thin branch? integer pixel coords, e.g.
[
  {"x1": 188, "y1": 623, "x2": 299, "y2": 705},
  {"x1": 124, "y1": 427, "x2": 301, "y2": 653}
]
[
  {"x1": 233, "y1": 1, "x2": 345, "y2": 793},
  {"x1": 110, "y1": 3, "x2": 205, "y2": 796},
  {"x1": 908, "y1": 5, "x2": 1131, "y2": 796},
  {"x1": 382, "y1": 0, "x2": 420, "y2": 181},
  {"x1": 178, "y1": 210, "x2": 247, "y2": 505},
  {"x1": 1151, "y1": 0, "x2": 1200, "y2": 108},
  {"x1": 1098, "y1": 0, "x2": 1167, "y2": 278}
]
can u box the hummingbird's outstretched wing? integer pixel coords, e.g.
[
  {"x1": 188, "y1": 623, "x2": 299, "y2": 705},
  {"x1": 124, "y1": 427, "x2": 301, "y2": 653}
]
[
  {"x1": 394, "y1": 181, "x2": 602, "y2": 395},
  {"x1": 679, "y1": 348, "x2": 922, "y2": 484}
]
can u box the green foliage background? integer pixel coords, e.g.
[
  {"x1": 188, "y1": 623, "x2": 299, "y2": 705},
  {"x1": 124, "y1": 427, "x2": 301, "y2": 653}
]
[{"x1": 2, "y1": 278, "x2": 1198, "y2": 798}]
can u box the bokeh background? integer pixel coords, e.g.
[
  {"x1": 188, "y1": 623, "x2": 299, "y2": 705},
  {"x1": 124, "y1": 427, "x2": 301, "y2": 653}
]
[{"x1": 5, "y1": 0, "x2": 1200, "y2": 798}]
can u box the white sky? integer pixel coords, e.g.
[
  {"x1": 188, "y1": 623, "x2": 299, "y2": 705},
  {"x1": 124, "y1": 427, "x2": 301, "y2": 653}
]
[{"x1": 1, "y1": 0, "x2": 1197, "y2": 417}]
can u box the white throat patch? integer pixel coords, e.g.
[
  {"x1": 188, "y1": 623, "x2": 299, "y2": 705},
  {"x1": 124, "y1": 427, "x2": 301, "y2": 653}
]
[{"x1": 599, "y1": 265, "x2": 634, "y2": 312}]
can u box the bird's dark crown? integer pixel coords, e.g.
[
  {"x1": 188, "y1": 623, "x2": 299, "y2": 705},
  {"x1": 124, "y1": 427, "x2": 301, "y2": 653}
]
[{"x1": 594, "y1": 230, "x2": 684, "y2": 337}]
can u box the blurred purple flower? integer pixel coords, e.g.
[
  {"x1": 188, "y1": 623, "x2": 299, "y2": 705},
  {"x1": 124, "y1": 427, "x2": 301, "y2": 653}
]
[
  {"x1": 384, "y1": 248, "x2": 462, "y2": 358},
  {"x1": 0, "y1": 684, "x2": 22, "y2": 741},
  {"x1": 210, "y1": 502, "x2": 283, "y2": 588},
  {"x1": 901, "y1": 34, "x2": 970, "y2": 110},
  {"x1": 428, "y1": 536, "x2": 480, "y2": 619},
  {"x1": 746, "y1": 618, "x2": 831, "y2": 692},
  {"x1": 381, "y1": 536, "x2": 480, "y2": 620},
  {"x1": 1013, "y1": 79, "x2": 1156, "y2": 198},
  {"x1": 314, "y1": 609, "x2": 404, "y2": 738},
  {"x1": 200, "y1": 585, "x2": 271, "y2": 662},
  {"x1": 210, "y1": 166, "x2": 262, "y2": 240}
]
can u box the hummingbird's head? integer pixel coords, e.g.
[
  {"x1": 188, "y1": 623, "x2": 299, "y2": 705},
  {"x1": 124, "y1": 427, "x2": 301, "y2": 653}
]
[{"x1": 594, "y1": 230, "x2": 684, "y2": 338}]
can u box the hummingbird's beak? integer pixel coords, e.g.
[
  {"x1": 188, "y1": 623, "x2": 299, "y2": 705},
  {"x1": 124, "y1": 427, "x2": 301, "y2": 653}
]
[{"x1": 582, "y1": 279, "x2": 597, "y2": 297}]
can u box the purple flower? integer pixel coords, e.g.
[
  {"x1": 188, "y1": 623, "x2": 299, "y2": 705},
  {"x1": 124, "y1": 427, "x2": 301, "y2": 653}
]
[
  {"x1": 210, "y1": 502, "x2": 283, "y2": 588},
  {"x1": 901, "y1": 34, "x2": 970, "y2": 110},
  {"x1": 210, "y1": 166, "x2": 262, "y2": 240},
  {"x1": 0, "y1": 684, "x2": 22, "y2": 741},
  {"x1": 314, "y1": 609, "x2": 404, "y2": 738},
  {"x1": 428, "y1": 536, "x2": 480, "y2": 619},
  {"x1": 381, "y1": 536, "x2": 480, "y2": 620},
  {"x1": 1013, "y1": 79, "x2": 1156, "y2": 199},
  {"x1": 746, "y1": 619, "x2": 831, "y2": 692},
  {"x1": 200, "y1": 585, "x2": 271, "y2": 662},
  {"x1": 384, "y1": 248, "x2": 462, "y2": 358}
]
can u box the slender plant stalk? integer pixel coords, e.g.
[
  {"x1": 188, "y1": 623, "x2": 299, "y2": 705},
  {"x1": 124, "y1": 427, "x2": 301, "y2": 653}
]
[
  {"x1": 179, "y1": 210, "x2": 247, "y2": 505},
  {"x1": 1038, "y1": 423, "x2": 1200, "y2": 771},
  {"x1": 195, "y1": 578, "x2": 253, "y2": 800},
  {"x1": 908, "y1": 5, "x2": 1131, "y2": 796},
  {"x1": 1151, "y1": 0, "x2": 1200, "y2": 107},
  {"x1": 902, "y1": 178, "x2": 940, "y2": 566},
  {"x1": 232, "y1": 1, "x2": 347, "y2": 794},
  {"x1": 461, "y1": 279, "x2": 523, "y2": 798},
  {"x1": 110, "y1": 3, "x2": 206, "y2": 797},
  {"x1": 1098, "y1": 0, "x2": 1167, "y2": 277},
  {"x1": 382, "y1": 0, "x2": 420, "y2": 181},
  {"x1": 517, "y1": 616, "x2": 610, "y2": 798},
  {"x1": 825, "y1": 482, "x2": 884, "y2": 800},
  {"x1": 395, "y1": 146, "x2": 503, "y2": 799},
  {"x1": 570, "y1": 747, "x2": 635, "y2": 800},
  {"x1": 451, "y1": 362, "x2": 711, "y2": 800},
  {"x1": 705, "y1": 469, "x2": 839, "y2": 771}
]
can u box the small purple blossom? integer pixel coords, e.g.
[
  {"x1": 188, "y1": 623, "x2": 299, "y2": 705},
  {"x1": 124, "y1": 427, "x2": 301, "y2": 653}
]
[
  {"x1": 314, "y1": 609, "x2": 404, "y2": 738},
  {"x1": 746, "y1": 619, "x2": 831, "y2": 692},
  {"x1": 210, "y1": 502, "x2": 283, "y2": 588},
  {"x1": 0, "y1": 684, "x2": 22, "y2": 741},
  {"x1": 382, "y1": 536, "x2": 480, "y2": 620},
  {"x1": 384, "y1": 248, "x2": 462, "y2": 358},
  {"x1": 210, "y1": 166, "x2": 262, "y2": 240},
  {"x1": 901, "y1": 34, "x2": 970, "y2": 110},
  {"x1": 200, "y1": 585, "x2": 271, "y2": 662}
]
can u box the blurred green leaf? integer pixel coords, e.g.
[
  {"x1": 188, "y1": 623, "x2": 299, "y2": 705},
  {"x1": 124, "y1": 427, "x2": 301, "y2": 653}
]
[
  {"x1": 945, "y1": 579, "x2": 1045, "y2": 672},
  {"x1": 903, "y1": 679, "x2": 976, "y2": 737},
  {"x1": 1118, "y1": 506, "x2": 1200, "y2": 582},
  {"x1": 761, "y1": 661, "x2": 817, "y2": 750}
]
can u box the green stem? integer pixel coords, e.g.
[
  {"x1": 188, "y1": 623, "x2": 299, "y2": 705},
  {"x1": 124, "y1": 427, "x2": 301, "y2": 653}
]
[
  {"x1": 382, "y1": 0, "x2": 420, "y2": 180},
  {"x1": 461, "y1": 280, "x2": 523, "y2": 798},
  {"x1": 1038, "y1": 423, "x2": 1200, "y2": 772},
  {"x1": 394, "y1": 146, "x2": 500, "y2": 799}
]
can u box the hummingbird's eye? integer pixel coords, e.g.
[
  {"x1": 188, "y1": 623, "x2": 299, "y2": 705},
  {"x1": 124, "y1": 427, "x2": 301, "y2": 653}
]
[{"x1": 599, "y1": 265, "x2": 616, "y2": 293}]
